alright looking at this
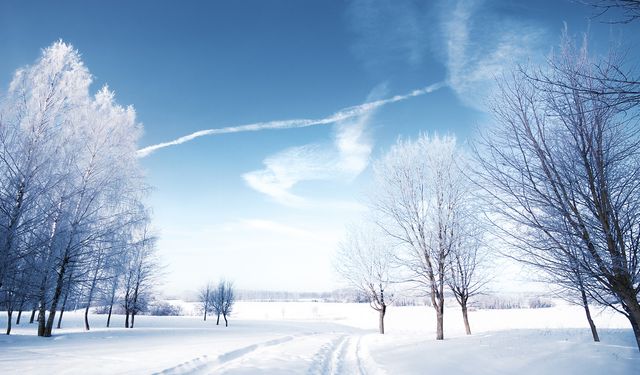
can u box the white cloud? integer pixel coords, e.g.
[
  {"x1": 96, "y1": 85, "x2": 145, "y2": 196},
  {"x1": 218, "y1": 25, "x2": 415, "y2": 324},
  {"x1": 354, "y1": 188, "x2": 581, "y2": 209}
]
[
  {"x1": 442, "y1": 0, "x2": 546, "y2": 109},
  {"x1": 241, "y1": 84, "x2": 444, "y2": 206},
  {"x1": 137, "y1": 83, "x2": 443, "y2": 158},
  {"x1": 242, "y1": 101, "x2": 373, "y2": 207}
]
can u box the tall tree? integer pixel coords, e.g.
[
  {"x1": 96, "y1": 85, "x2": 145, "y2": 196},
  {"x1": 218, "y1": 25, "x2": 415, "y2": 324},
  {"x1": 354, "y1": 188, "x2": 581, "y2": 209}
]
[
  {"x1": 371, "y1": 134, "x2": 465, "y2": 340},
  {"x1": 473, "y1": 32, "x2": 640, "y2": 350}
]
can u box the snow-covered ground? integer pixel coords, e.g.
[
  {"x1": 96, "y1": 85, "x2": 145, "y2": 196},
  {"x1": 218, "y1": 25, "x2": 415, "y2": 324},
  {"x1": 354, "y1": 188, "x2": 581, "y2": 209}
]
[{"x1": 1, "y1": 301, "x2": 638, "y2": 374}]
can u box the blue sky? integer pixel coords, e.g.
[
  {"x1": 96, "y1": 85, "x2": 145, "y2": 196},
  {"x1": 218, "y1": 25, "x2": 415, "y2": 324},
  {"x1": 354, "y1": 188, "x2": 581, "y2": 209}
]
[{"x1": 2, "y1": 0, "x2": 639, "y2": 295}]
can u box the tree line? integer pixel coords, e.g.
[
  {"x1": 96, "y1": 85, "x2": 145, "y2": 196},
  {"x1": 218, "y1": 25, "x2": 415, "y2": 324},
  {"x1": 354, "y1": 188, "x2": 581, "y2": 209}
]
[{"x1": 0, "y1": 41, "x2": 159, "y2": 336}]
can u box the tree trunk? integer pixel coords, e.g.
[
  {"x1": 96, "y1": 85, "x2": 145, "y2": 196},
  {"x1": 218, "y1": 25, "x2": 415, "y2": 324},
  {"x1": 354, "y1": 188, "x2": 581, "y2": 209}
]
[
  {"x1": 620, "y1": 294, "x2": 640, "y2": 351},
  {"x1": 37, "y1": 302, "x2": 46, "y2": 336},
  {"x1": 106, "y1": 303, "x2": 114, "y2": 328},
  {"x1": 84, "y1": 254, "x2": 101, "y2": 331},
  {"x1": 130, "y1": 279, "x2": 139, "y2": 329},
  {"x1": 58, "y1": 290, "x2": 70, "y2": 329},
  {"x1": 204, "y1": 309, "x2": 207, "y2": 321},
  {"x1": 6, "y1": 311, "x2": 12, "y2": 335},
  {"x1": 15, "y1": 296, "x2": 25, "y2": 325},
  {"x1": 125, "y1": 310, "x2": 129, "y2": 328},
  {"x1": 216, "y1": 313, "x2": 220, "y2": 325},
  {"x1": 580, "y1": 288, "x2": 599, "y2": 342},
  {"x1": 36, "y1": 276, "x2": 48, "y2": 336},
  {"x1": 436, "y1": 308, "x2": 444, "y2": 340},
  {"x1": 106, "y1": 278, "x2": 117, "y2": 328},
  {"x1": 29, "y1": 306, "x2": 36, "y2": 324},
  {"x1": 378, "y1": 304, "x2": 386, "y2": 334},
  {"x1": 461, "y1": 303, "x2": 471, "y2": 335},
  {"x1": 44, "y1": 256, "x2": 70, "y2": 337},
  {"x1": 58, "y1": 268, "x2": 74, "y2": 329},
  {"x1": 223, "y1": 313, "x2": 228, "y2": 327},
  {"x1": 84, "y1": 304, "x2": 91, "y2": 331}
]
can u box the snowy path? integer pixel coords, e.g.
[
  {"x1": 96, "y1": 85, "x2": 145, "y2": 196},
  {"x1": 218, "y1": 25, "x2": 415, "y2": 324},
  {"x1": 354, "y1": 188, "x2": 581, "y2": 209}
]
[
  {"x1": 2, "y1": 304, "x2": 640, "y2": 374},
  {"x1": 156, "y1": 332, "x2": 384, "y2": 375}
]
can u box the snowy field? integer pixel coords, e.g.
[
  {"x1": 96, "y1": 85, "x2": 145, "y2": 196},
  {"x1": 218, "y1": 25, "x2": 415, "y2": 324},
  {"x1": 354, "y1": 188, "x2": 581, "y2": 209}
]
[{"x1": 1, "y1": 301, "x2": 639, "y2": 374}]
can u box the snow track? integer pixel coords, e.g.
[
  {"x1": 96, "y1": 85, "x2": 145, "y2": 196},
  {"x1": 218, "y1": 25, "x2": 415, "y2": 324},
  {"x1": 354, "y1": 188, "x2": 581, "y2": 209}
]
[
  {"x1": 307, "y1": 334, "x2": 384, "y2": 375},
  {"x1": 155, "y1": 332, "x2": 384, "y2": 375},
  {"x1": 155, "y1": 334, "x2": 299, "y2": 374}
]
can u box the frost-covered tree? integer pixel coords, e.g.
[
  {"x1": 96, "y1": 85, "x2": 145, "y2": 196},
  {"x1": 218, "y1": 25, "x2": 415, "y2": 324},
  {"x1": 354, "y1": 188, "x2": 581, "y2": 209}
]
[
  {"x1": 371, "y1": 134, "x2": 466, "y2": 340},
  {"x1": 336, "y1": 224, "x2": 393, "y2": 334},
  {"x1": 446, "y1": 211, "x2": 488, "y2": 335},
  {"x1": 122, "y1": 221, "x2": 158, "y2": 329},
  {"x1": 0, "y1": 41, "x2": 157, "y2": 337}
]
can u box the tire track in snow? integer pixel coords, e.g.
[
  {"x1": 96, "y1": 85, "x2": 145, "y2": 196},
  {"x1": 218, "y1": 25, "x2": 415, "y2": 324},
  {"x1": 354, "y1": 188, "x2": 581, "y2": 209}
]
[
  {"x1": 155, "y1": 334, "x2": 301, "y2": 375},
  {"x1": 307, "y1": 334, "x2": 348, "y2": 375},
  {"x1": 307, "y1": 334, "x2": 387, "y2": 375}
]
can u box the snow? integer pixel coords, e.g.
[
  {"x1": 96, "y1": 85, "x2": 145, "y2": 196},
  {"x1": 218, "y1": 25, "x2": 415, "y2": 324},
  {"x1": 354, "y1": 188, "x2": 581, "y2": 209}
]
[{"x1": 1, "y1": 301, "x2": 638, "y2": 374}]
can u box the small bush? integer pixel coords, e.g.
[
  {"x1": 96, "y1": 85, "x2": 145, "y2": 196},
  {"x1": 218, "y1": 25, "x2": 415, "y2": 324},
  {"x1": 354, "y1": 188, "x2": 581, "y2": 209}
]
[
  {"x1": 147, "y1": 301, "x2": 183, "y2": 316},
  {"x1": 528, "y1": 297, "x2": 554, "y2": 309}
]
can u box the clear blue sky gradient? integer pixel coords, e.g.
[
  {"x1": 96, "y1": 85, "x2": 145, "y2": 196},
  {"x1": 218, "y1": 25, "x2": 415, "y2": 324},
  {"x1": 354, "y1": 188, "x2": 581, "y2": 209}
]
[{"x1": 2, "y1": 0, "x2": 639, "y2": 295}]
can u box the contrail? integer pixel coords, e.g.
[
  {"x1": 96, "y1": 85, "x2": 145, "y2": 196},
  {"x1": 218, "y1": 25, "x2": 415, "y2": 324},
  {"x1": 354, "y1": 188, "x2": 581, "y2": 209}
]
[{"x1": 136, "y1": 82, "x2": 445, "y2": 158}]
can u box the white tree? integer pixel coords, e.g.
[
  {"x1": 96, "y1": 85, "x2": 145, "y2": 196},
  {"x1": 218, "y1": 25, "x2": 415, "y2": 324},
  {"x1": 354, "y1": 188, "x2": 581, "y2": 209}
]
[
  {"x1": 0, "y1": 41, "x2": 156, "y2": 337},
  {"x1": 371, "y1": 134, "x2": 467, "y2": 340},
  {"x1": 446, "y1": 210, "x2": 488, "y2": 335},
  {"x1": 122, "y1": 220, "x2": 158, "y2": 329},
  {"x1": 335, "y1": 224, "x2": 394, "y2": 334}
]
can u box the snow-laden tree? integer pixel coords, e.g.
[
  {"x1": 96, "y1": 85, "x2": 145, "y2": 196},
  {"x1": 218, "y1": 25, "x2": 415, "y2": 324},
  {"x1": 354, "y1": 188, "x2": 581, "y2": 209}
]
[
  {"x1": 371, "y1": 134, "x2": 467, "y2": 340},
  {"x1": 122, "y1": 220, "x2": 158, "y2": 329},
  {"x1": 336, "y1": 224, "x2": 394, "y2": 334},
  {"x1": 0, "y1": 41, "x2": 157, "y2": 337},
  {"x1": 473, "y1": 32, "x2": 640, "y2": 350}
]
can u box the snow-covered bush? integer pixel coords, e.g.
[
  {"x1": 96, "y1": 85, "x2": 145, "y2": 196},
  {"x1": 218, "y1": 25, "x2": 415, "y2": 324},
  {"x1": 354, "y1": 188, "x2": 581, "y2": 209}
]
[{"x1": 147, "y1": 301, "x2": 183, "y2": 316}]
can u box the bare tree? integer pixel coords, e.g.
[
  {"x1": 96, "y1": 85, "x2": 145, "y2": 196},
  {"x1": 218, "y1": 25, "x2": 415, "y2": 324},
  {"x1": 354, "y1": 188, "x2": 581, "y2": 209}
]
[
  {"x1": 199, "y1": 282, "x2": 213, "y2": 321},
  {"x1": 447, "y1": 210, "x2": 489, "y2": 335},
  {"x1": 221, "y1": 281, "x2": 235, "y2": 327},
  {"x1": 211, "y1": 279, "x2": 235, "y2": 327},
  {"x1": 335, "y1": 224, "x2": 394, "y2": 334},
  {"x1": 123, "y1": 221, "x2": 158, "y2": 329},
  {"x1": 371, "y1": 134, "x2": 465, "y2": 340},
  {"x1": 583, "y1": 0, "x2": 640, "y2": 23},
  {"x1": 473, "y1": 33, "x2": 640, "y2": 350}
]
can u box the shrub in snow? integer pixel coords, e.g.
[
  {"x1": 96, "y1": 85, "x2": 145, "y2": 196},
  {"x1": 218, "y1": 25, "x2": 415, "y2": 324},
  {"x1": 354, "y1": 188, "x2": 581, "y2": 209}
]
[{"x1": 147, "y1": 301, "x2": 183, "y2": 316}]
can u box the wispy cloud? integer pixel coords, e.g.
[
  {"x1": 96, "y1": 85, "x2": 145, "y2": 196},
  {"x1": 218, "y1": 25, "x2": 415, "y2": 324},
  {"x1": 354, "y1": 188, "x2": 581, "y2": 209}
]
[
  {"x1": 442, "y1": 0, "x2": 546, "y2": 109},
  {"x1": 241, "y1": 91, "x2": 375, "y2": 207},
  {"x1": 344, "y1": 0, "x2": 546, "y2": 110},
  {"x1": 346, "y1": 0, "x2": 433, "y2": 70},
  {"x1": 242, "y1": 83, "x2": 443, "y2": 206},
  {"x1": 136, "y1": 82, "x2": 444, "y2": 158}
]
